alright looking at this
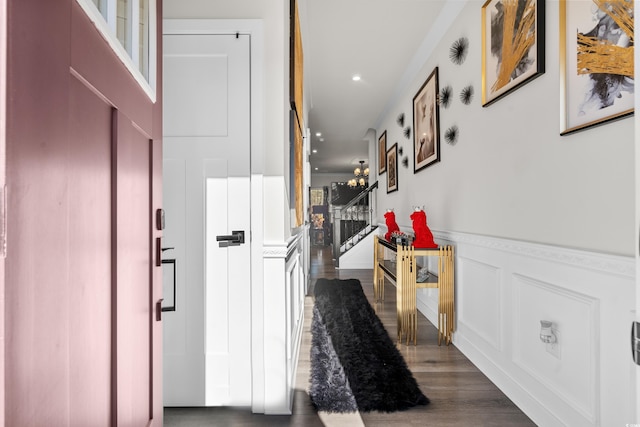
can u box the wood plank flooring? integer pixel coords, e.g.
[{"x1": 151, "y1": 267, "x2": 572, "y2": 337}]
[{"x1": 164, "y1": 245, "x2": 536, "y2": 426}]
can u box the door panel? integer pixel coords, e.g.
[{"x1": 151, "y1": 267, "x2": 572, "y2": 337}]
[
  {"x1": 114, "y1": 110, "x2": 153, "y2": 426},
  {"x1": 204, "y1": 166, "x2": 231, "y2": 404},
  {"x1": 163, "y1": 33, "x2": 250, "y2": 176},
  {"x1": 163, "y1": 48, "x2": 228, "y2": 137},
  {"x1": 68, "y1": 75, "x2": 112, "y2": 426},
  {"x1": 163, "y1": 158, "x2": 204, "y2": 405},
  {"x1": 163, "y1": 32, "x2": 251, "y2": 406}
]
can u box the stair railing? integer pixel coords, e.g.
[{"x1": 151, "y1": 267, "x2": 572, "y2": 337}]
[{"x1": 332, "y1": 181, "x2": 378, "y2": 261}]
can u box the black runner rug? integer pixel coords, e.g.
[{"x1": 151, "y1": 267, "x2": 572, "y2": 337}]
[{"x1": 309, "y1": 278, "x2": 429, "y2": 413}]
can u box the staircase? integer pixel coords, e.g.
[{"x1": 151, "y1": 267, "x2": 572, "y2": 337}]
[{"x1": 332, "y1": 181, "x2": 378, "y2": 266}]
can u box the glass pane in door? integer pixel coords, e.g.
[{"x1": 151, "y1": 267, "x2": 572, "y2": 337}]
[
  {"x1": 91, "y1": 0, "x2": 107, "y2": 18},
  {"x1": 117, "y1": 0, "x2": 131, "y2": 53},
  {"x1": 138, "y1": 0, "x2": 149, "y2": 79}
]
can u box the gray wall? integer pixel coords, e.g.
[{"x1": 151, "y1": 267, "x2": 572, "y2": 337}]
[{"x1": 376, "y1": 1, "x2": 633, "y2": 256}]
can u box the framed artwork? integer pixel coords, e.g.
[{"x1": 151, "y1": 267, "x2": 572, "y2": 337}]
[
  {"x1": 289, "y1": 0, "x2": 304, "y2": 122},
  {"x1": 386, "y1": 143, "x2": 398, "y2": 193},
  {"x1": 378, "y1": 131, "x2": 387, "y2": 174},
  {"x1": 413, "y1": 67, "x2": 440, "y2": 173},
  {"x1": 289, "y1": 110, "x2": 304, "y2": 227},
  {"x1": 560, "y1": 0, "x2": 633, "y2": 135},
  {"x1": 481, "y1": 0, "x2": 545, "y2": 107},
  {"x1": 289, "y1": 0, "x2": 304, "y2": 226}
]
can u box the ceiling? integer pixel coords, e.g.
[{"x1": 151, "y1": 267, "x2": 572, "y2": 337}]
[{"x1": 297, "y1": 0, "x2": 449, "y2": 175}]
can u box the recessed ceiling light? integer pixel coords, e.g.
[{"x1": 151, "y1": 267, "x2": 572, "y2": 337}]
[
  {"x1": 314, "y1": 167, "x2": 318, "y2": 171},
  {"x1": 352, "y1": 74, "x2": 361, "y2": 81},
  {"x1": 315, "y1": 132, "x2": 322, "y2": 137},
  {"x1": 312, "y1": 149, "x2": 317, "y2": 153},
  {"x1": 319, "y1": 138, "x2": 324, "y2": 142}
]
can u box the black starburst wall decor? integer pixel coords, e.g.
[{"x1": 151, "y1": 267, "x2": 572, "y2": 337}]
[
  {"x1": 460, "y1": 85, "x2": 474, "y2": 105},
  {"x1": 403, "y1": 126, "x2": 411, "y2": 139},
  {"x1": 397, "y1": 113, "x2": 405, "y2": 128},
  {"x1": 439, "y1": 85, "x2": 453, "y2": 108},
  {"x1": 444, "y1": 125, "x2": 459, "y2": 145},
  {"x1": 449, "y1": 37, "x2": 469, "y2": 65},
  {"x1": 402, "y1": 156, "x2": 409, "y2": 168},
  {"x1": 398, "y1": 146, "x2": 403, "y2": 156}
]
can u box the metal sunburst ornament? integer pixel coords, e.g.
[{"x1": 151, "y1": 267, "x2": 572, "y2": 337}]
[
  {"x1": 397, "y1": 113, "x2": 405, "y2": 127},
  {"x1": 402, "y1": 156, "x2": 409, "y2": 168},
  {"x1": 403, "y1": 126, "x2": 411, "y2": 139},
  {"x1": 444, "y1": 125, "x2": 459, "y2": 145},
  {"x1": 439, "y1": 85, "x2": 453, "y2": 108},
  {"x1": 460, "y1": 85, "x2": 474, "y2": 105},
  {"x1": 449, "y1": 37, "x2": 469, "y2": 65}
]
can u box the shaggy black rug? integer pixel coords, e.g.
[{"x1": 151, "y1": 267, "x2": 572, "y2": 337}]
[{"x1": 309, "y1": 278, "x2": 429, "y2": 413}]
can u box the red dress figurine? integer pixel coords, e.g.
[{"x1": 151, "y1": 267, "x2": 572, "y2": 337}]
[
  {"x1": 384, "y1": 210, "x2": 400, "y2": 241},
  {"x1": 410, "y1": 209, "x2": 437, "y2": 248}
]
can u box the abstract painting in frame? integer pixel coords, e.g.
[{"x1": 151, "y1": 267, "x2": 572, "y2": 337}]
[
  {"x1": 481, "y1": 0, "x2": 545, "y2": 107},
  {"x1": 386, "y1": 143, "x2": 398, "y2": 194},
  {"x1": 560, "y1": 0, "x2": 633, "y2": 135},
  {"x1": 378, "y1": 131, "x2": 387, "y2": 174},
  {"x1": 413, "y1": 67, "x2": 440, "y2": 173}
]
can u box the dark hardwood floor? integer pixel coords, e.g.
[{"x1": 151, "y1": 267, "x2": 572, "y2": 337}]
[{"x1": 164, "y1": 245, "x2": 536, "y2": 426}]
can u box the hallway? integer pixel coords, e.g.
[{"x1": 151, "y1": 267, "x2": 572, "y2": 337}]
[{"x1": 164, "y1": 245, "x2": 535, "y2": 426}]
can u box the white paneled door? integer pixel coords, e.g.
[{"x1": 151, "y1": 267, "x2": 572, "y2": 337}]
[{"x1": 162, "y1": 31, "x2": 251, "y2": 406}]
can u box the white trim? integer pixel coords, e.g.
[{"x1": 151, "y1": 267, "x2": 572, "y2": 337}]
[
  {"x1": 432, "y1": 229, "x2": 634, "y2": 278},
  {"x1": 75, "y1": 0, "x2": 156, "y2": 102},
  {"x1": 377, "y1": 224, "x2": 635, "y2": 278},
  {"x1": 164, "y1": 19, "x2": 264, "y2": 36},
  {"x1": 263, "y1": 242, "x2": 289, "y2": 258}
]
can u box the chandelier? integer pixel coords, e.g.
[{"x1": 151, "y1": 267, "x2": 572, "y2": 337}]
[{"x1": 348, "y1": 160, "x2": 369, "y2": 188}]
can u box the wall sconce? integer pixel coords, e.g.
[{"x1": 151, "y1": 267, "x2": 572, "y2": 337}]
[{"x1": 539, "y1": 320, "x2": 557, "y2": 344}]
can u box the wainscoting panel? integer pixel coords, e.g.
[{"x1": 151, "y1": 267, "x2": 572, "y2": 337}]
[
  {"x1": 457, "y1": 257, "x2": 503, "y2": 352},
  {"x1": 512, "y1": 273, "x2": 599, "y2": 423},
  {"x1": 412, "y1": 230, "x2": 636, "y2": 427},
  {"x1": 262, "y1": 230, "x2": 307, "y2": 414}
]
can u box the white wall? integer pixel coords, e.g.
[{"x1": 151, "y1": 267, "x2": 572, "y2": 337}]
[
  {"x1": 373, "y1": 1, "x2": 636, "y2": 425},
  {"x1": 376, "y1": 0, "x2": 634, "y2": 257}
]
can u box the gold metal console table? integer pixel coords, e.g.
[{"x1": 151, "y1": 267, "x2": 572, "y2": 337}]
[{"x1": 373, "y1": 235, "x2": 455, "y2": 345}]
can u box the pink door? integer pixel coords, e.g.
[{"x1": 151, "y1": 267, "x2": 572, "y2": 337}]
[{"x1": 3, "y1": 1, "x2": 163, "y2": 425}]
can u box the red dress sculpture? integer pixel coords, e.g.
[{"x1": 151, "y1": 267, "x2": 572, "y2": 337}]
[
  {"x1": 410, "y1": 209, "x2": 437, "y2": 248},
  {"x1": 384, "y1": 210, "x2": 400, "y2": 242}
]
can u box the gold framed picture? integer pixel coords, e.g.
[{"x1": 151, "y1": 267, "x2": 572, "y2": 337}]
[
  {"x1": 481, "y1": 0, "x2": 545, "y2": 107},
  {"x1": 559, "y1": 0, "x2": 633, "y2": 135}
]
